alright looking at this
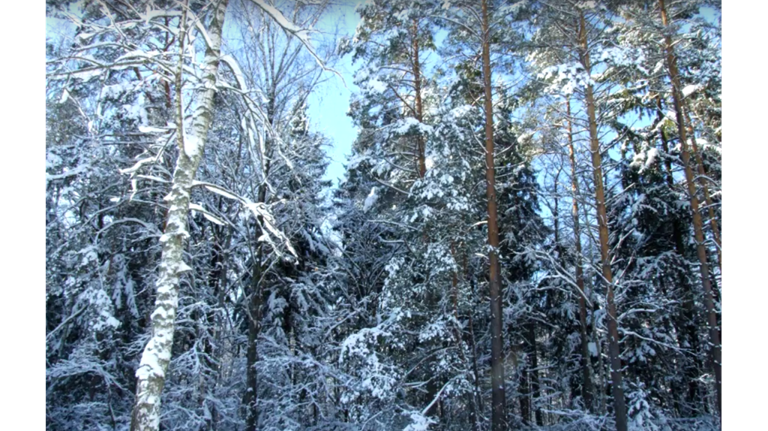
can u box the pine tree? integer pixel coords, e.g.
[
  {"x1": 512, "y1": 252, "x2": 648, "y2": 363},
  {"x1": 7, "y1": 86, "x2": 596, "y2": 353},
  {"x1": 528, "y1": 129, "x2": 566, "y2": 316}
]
[{"x1": 657, "y1": 0, "x2": 721, "y2": 413}]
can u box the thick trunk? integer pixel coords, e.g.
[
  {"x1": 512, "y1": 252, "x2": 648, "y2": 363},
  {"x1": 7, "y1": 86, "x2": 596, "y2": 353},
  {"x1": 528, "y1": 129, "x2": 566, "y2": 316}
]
[
  {"x1": 577, "y1": 12, "x2": 627, "y2": 431},
  {"x1": 130, "y1": 1, "x2": 229, "y2": 430},
  {"x1": 480, "y1": 0, "x2": 507, "y2": 428},
  {"x1": 659, "y1": 0, "x2": 721, "y2": 413},
  {"x1": 566, "y1": 99, "x2": 594, "y2": 412}
]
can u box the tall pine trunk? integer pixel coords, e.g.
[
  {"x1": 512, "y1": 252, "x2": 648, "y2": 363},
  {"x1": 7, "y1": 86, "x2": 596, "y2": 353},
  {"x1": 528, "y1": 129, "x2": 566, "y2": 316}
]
[
  {"x1": 659, "y1": 0, "x2": 721, "y2": 413},
  {"x1": 685, "y1": 111, "x2": 722, "y2": 269},
  {"x1": 577, "y1": 12, "x2": 628, "y2": 431},
  {"x1": 566, "y1": 99, "x2": 595, "y2": 412},
  {"x1": 130, "y1": 1, "x2": 229, "y2": 430},
  {"x1": 480, "y1": 0, "x2": 507, "y2": 428}
]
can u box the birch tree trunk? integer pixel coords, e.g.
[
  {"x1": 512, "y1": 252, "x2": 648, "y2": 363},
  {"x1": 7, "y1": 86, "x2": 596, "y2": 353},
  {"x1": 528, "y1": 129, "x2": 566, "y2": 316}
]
[{"x1": 130, "y1": 1, "x2": 229, "y2": 430}]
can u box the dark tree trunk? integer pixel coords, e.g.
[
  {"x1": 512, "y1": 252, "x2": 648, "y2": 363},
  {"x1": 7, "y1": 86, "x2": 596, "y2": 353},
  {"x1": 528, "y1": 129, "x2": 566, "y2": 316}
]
[
  {"x1": 519, "y1": 364, "x2": 530, "y2": 425},
  {"x1": 524, "y1": 323, "x2": 543, "y2": 426}
]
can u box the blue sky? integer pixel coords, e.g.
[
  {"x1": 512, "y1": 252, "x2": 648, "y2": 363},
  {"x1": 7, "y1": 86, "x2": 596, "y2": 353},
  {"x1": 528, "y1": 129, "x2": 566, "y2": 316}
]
[
  {"x1": 305, "y1": 2, "x2": 364, "y2": 187},
  {"x1": 47, "y1": 1, "x2": 364, "y2": 188},
  {"x1": 46, "y1": 2, "x2": 718, "y2": 191}
]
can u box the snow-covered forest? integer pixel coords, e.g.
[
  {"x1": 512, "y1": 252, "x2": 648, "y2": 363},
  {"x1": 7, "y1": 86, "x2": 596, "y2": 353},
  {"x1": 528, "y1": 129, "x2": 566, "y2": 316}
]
[{"x1": 44, "y1": 0, "x2": 725, "y2": 430}]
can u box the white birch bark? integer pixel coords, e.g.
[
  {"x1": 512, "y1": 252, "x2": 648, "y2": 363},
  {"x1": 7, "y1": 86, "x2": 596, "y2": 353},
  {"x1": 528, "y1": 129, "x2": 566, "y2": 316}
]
[{"x1": 130, "y1": 1, "x2": 230, "y2": 430}]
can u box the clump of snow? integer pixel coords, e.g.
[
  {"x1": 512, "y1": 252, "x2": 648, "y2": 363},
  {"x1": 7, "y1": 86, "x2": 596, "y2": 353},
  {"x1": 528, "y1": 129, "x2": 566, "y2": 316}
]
[
  {"x1": 578, "y1": 0, "x2": 598, "y2": 9},
  {"x1": 367, "y1": 77, "x2": 388, "y2": 94},
  {"x1": 138, "y1": 125, "x2": 167, "y2": 134},
  {"x1": 140, "y1": 8, "x2": 181, "y2": 24},
  {"x1": 252, "y1": 0, "x2": 302, "y2": 33},
  {"x1": 393, "y1": 117, "x2": 434, "y2": 135},
  {"x1": 363, "y1": 187, "x2": 378, "y2": 212},
  {"x1": 642, "y1": 148, "x2": 658, "y2": 172},
  {"x1": 340, "y1": 325, "x2": 390, "y2": 363},
  {"x1": 46, "y1": 152, "x2": 61, "y2": 170},
  {"x1": 71, "y1": 68, "x2": 103, "y2": 83},
  {"x1": 631, "y1": 147, "x2": 659, "y2": 173},
  {"x1": 184, "y1": 133, "x2": 200, "y2": 158},
  {"x1": 244, "y1": 201, "x2": 298, "y2": 258},
  {"x1": 347, "y1": 152, "x2": 369, "y2": 170},
  {"x1": 403, "y1": 411, "x2": 435, "y2": 431},
  {"x1": 59, "y1": 89, "x2": 70, "y2": 104},
  {"x1": 630, "y1": 151, "x2": 645, "y2": 169},
  {"x1": 588, "y1": 342, "x2": 598, "y2": 357},
  {"x1": 136, "y1": 333, "x2": 172, "y2": 380},
  {"x1": 600, "y1": 46, "x2": 647, "y2": 72},
  {"x1": 517, "y1": 131, "x2": 535, "y2": 144},
  {"x1": 418, "y1": 319, "x2": 448, "y2": 342},
  {"x1": 537, "y1": 62, "x2": 593, "y2": 96},
  {"x1": 122, "y1": 94, "x2": 149, "y2": 125},
  {"x1": 682, "y1": 84, "x2": 702, "y2": 98},
  {"x1": 99, "y1": 82, "x2": 132, "y2": 101}
]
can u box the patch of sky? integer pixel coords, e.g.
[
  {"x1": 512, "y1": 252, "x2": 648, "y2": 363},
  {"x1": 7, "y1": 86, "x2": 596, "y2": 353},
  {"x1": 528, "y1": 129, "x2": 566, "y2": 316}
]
[{"x1": 305, "y1": 3, "x2": 365, "y2": 188}]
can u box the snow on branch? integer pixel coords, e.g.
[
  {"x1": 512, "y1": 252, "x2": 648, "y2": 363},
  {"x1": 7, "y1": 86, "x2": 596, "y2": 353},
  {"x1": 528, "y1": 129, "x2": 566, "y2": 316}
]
[
  {"x1": 247, "y1": 0, "x2": 347, "y2": 88},
  {"x1": 218, "y1": 54, "x2": 300, "y2": 178},
  {"x1": 193, "y1": 181, "x2": 298, "y2": 258},
  {"x1": 189, "y1": 203, "x2": 229, "y2": 226}
]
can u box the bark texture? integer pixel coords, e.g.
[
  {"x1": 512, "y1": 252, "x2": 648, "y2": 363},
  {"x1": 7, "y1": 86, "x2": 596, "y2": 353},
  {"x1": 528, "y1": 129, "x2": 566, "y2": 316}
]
[
  {"x1": 480, "y1": 0, "x2": 507, "y2": 429},
  {"x1": 130, "y1": 1, "x2": 229, "y2": 430}
]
